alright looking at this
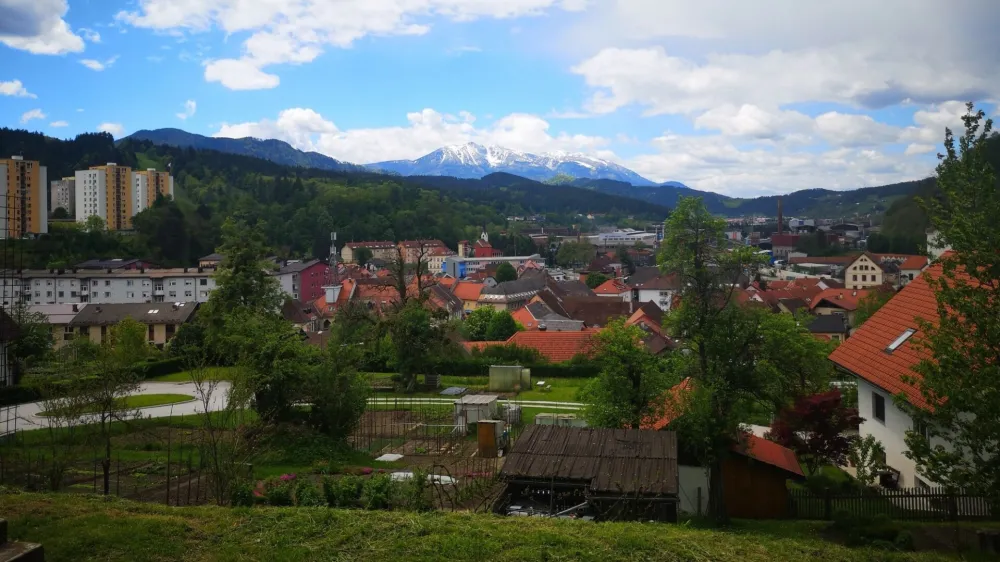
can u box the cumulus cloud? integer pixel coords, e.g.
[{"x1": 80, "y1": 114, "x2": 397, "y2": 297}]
[
  {"x1": 117, "y1": 0, "x2": 585, "y2": 89},
  {"x1": 98, "y1": 122, "x2": 125, "y2": 137},
  {"x1": 176, "y1": 99, "x2": 197, "y2": 120},
  {"x1": 78, "y1": 27, "x2": 101, "y2": 43},
  {"x1": 0, "y1": 79, "x2": 36, "y2": 98},
  {"x1": 214, "y1": 107, "x2": 609, "y2": 164},
  {"x1": 0, "y1": 0, "x2": 85, "y2": 54},
  {"x1": 79, "y1": 56, "x2": 119, "y2": 71},
  {"x1": 49, "y1": 120, "x2": 68, "y2": 127},
  {"x1": 20, "y1": 109, "x2": 46, "y2": 124}
]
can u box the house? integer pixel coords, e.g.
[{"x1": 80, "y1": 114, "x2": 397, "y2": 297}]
[
  {"x1": 807, "y1": 314, "x2": 849, "y2": 342},
  {"x1": 68, "y1": 302, "x2": 199, "y2": 347},
  {"x1": 644, "y1": 380, "x2": 805, "y2": 518},
  {"x1": 426, "y1": 284, "x2": 464, "y2": 320},
  {"x1": 29, "y1": 303, "x2": 82, "y2": 349},
  {"x1": 827, "y1": 264, "x2": 949, "y2": 488},
  {"x1": 926, "y1": 229, "x2": 950, "y2": 261},
  {"x1": 770, "y1": 234, "x2": 801, "y2": 259},
  {"x1": 472, "y1": 231, "x2": 502, "y2": 258},
  {"x1": 75, "y1": 258, "x2": 156, "y2": 271},
  {"x1": 510, "y1": 301, "x2": 585, "y2": 332},
  {"x1": 809, "y1": 288, "x2": 872, "y2": 328},
  {"x1": 451, "y1": 281, "x2": 484, "y2": 313},
  {"x1": 506, "y1": 329, "x2": 599, "y2": 362},
  {"x1": 477, "y1": 270, "x2": 548, "y2": 311},
  {"x1": 626, "y1": 267, "x2": 680, "y2": 311},
  {"x1": 626, "y1": 302, "x2": 676, "y2": 354},
  {"x1": 398, "y1": 240, "x2": 450, "y2": 265},
  {"x1": 425, "y1": 246, "x2": 458, "y2": 273},
  {"x1": 274, "y1": 259, "x2": 330, "y2": 302},
  {"x1": 198, "y1": 253, "x2": 225, "y2": 269},
  {"x1": 532, "y1": 287, "x2": 631, "y2": 329},
  {"x1": 341, "y1": 241, "x2": 398, "y2": 264},
  {"x1": 0, "y1": 309, "x2": 21, "y2": 387},
  {"x1": 281, "y1": 299, "x2": 320, "y2": 332},
  {"x1": 845, "y1": 253, "x2": 928, "y2": 290},
  {"x1": 593, "y1": 278, "x2": 630, "y2": 301},
  {"x1": 497, "y1": 425, "x2": 680, "y2": 522}
]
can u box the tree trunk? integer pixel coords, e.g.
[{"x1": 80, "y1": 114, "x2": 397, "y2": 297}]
[
  {"x1": 103, "y1": 433, "x2": 112, "y2": 496},
  {"x1": 708, "y1": 458, "x2": 728, "y2": 524}
]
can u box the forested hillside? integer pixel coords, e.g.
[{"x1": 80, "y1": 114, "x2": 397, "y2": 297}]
[{"x1": 0, "y1": 129, "x2": 667, "y2": 268}]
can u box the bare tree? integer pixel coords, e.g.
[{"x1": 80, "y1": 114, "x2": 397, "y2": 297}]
[{"x1": 385, "y1": 241, "x2": 437, "y2": 306}]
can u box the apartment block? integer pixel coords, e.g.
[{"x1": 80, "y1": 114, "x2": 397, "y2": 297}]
[
  {"x1": 0, "y1": 155, "x2": 48, "y2": 238},
  {"x1": 133, "y1": 168, "x2": 174, "y2": 213},
  {"x1": 50, "y1": 177, "x2": 76, "y2": 217},
  {"x1": 0, "y1": 268, "x2": 219, "y2": 307},
  {"x1": 75, "y1": 168, "x2": 108, "y2": 226}
]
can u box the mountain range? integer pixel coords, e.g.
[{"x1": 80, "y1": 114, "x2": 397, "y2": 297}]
[{"x1": 118, "y1": 127, "x2": 922, "y2": 218}]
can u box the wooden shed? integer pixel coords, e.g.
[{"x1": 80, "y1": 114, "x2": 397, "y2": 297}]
[
  {"x1": 723, "y1": 434, "x2": 805, "y2": 519},
  {"x1": 497, "y1": 425, "x2": 680, "y2": 522}
]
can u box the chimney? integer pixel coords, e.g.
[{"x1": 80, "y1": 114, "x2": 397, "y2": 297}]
[
  {"x1": 72, "y1": 304, "x2": 79, "y2": 313},
  {"x1": 538, "y1": 323, "x2": 547, "y2": 331},
  {"x1": 776, "y1": 197, "x2": 783, "y2": 236}
]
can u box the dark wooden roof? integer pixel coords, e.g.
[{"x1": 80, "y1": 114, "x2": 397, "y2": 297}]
[
  {"x1": 0, "y1": 309, "x2": 21, "y2": 342},
  {"x1": 500, "y1": 425, "x2": 678, "y2": 495}
]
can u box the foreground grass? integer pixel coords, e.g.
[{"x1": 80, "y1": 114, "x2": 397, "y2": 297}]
[
  {"x1": 149, "y1": 367, "x2": 238, "y2": 383},
  {"x1": 38, "y1": 394, "x2": 195, "y2": 417},
  {"x1": 0, "y1": 493, "x2": 979, "y2": 562}
]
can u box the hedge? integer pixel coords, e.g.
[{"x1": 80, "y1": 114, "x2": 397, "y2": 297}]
[
  {"x1": 0, "y1": 385, "x2": 42, "y2": 407},
  {"x1": 134, "y1": 357, "x2": 187, "y2": 379}
]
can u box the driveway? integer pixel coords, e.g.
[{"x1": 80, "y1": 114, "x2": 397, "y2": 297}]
[{"x1": 0, "y1": 381, "x2": 231, "y2": 437}]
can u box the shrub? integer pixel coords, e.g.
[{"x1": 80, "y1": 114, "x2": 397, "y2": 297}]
[
  {"x1": 0, "y1": 385, "x2": 42, "y2": 406},
  {"x1": 398, "y1": 468, "x2": 433, "y2": 512},
  {"x1": 324, "y1": 475, "x2": 363, "y2": 508},
  {"x1": 830, "y1": 511, "x2": 903, "y2": 548},
  {"x1": 263, "y1": 475, "x2": 296, "y2": 506},
  {"x1": 893, "y1": 530, "x2": 914, "y2": 551},
  {"x1": 361, "y1": 474, "x2": 394, "y2": 510},
  {"x1": 230, "y1": 481, "x2": 255, "y2": 507},
  {"x1": 294, "y1": 480, "x2": 326, "y2": 507}
]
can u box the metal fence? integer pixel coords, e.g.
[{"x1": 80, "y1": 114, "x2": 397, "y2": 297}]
[{"x1": 788, "y1": 487, "x2": 998, "y2": 522}]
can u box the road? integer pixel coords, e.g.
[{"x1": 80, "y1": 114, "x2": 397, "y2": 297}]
[
  {"x1": 1, "y1": 382, "x2": 584, "y2": 437},
  {"x1": 0, "y1": 381, "x2": 231, "y2": 437}
]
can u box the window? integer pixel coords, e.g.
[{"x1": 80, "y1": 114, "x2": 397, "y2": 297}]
[
  {"x1": 104, "y1": 280, "x2": 110, "y2": 286},
  {"x1": 852, "y1": 275, "x2": 857, "y2": 281},
  {"x1": 886, "y1": 328, "x2": 916, "y2": 353},
  {"x1": 168, "y1": 291, "x2": 176, "y2": 298},
  {"x1": 126, "y1": 291, "x2": 135, "y2": 298},
  {"x1": 58, "y1": 291, "x2": 64, "y2": 298},
  {"x1": 46, "y1": 291, "x2": 52, "y2": 297},
  {"x1": 861, "y1": 275, "x2": 867, "y2": 282},
  {"x1": 873, "y1": 392, "x2": 886, "y2": 423},
  {"x1": 914, "y1": 420, "x2": 929, "y2": 441},
  {"x1": 127, "y1": 280, "x2": 134, "y2": 286},
  {"x1": 199, "y1": 279, "x2": 207, "y2": 286},
  {"x1": 104, "y1": 291, "x2": 111, "y2": 298},
  {"x1": 185, "y1": 291, "x2": 192, "y2": 297}
]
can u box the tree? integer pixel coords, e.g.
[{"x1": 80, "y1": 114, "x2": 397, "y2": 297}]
[
  {"x1": 485, "y1": 310, "x2": 518, "y2": 341},
  {"x1": 463, "y1": 307, "x2": 497, "y2": 341},
  {"x1": 6, "y1": 301, "x2": 53, "y2": 384},
  {"x1": 494, "y1": 262, "x2": 517, "y2": 283},
  {"x1": 585, "y1": 272, "x2": 610, "y2": 290},
  {"x1": 580, "y1": 319, "x2": 670, "y2": 429},
  {"x1": 853, "y1": 289, "x2": 893, "y2": 328},
  {"x1": 657, "y1": 196, "x2": 830, "y2": 522},
  {"x1": 905, "y1": 104, "x2": 1000, "y2": 497},
  {"x1": 306, "y1": 340, "x2": 370, "y2": 438},
  {"x1": 767, "y1": 389, "x2": 862, "y2": 476},
  {"x1": 84, "y1": 215, "x2": 105, "y2": 232},
  {"x1": 388, "y1": 300, "x2": 438, "y2": 392},
  {"x1": 616, "y1": 246, "x2": 636, "y2": 275},
  {"x1": 353, "y1": 247, "x2": 374, "y2": 266},
  {"x1": 556, "y1": 241, "x2": 594, "y2": 268},
  {"x1": 849, "y1": 435, "x2": 886, "y2": 488},
  {"x1": 51, "y1": 207, "x2": 70, "y2": 219}
]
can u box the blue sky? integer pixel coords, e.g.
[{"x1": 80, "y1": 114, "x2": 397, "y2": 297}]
[{"x1": 2, "y1": 0, "x2": 999, "y2": 196}]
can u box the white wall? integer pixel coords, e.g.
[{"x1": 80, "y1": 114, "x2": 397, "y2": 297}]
[
  {"x1": 133, "y1": 173, "x2": 148, "y2": 215},
  {"x1": 75, "y1": 169, "x2": 106, "y2": 224},
  {"x1": 857, "y1": 378, "x2": 940, "y2": 488},
  {"x1": 636, "y1": 288, "x2": 674, "y2": 311},
  {"x1": 678, "y1": 465, "x2": 710, "y2": 515}
]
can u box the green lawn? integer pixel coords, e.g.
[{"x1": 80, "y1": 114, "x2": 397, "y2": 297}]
[
  {"x1": 0, "y1": 493, "x2": 985, "y2": 562},
  {"x1": 150, "y1": 367, "x2": 238, "y2": 383},
  {"x1": 38, "y1": 394, "x2": 195, "y2": 417},
  {"x1": 365, "y1": 373, "x2": 589, "y2": 404}
]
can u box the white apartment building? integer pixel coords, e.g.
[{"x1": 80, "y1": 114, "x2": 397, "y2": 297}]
[
  {"x1": 75, "y1": 169, "x2": 107, "y2": 225},
  {"x1": 133, "y1": 168, "x2": 175, "y2": 214},
  {"x1": 1, "y1": 268, "x2": 218, "y2": 307},
  {"x1": 50, "y1": 177, "x2": 76, "y2": 217}
]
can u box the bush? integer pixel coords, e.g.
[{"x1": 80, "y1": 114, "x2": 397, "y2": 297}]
[
  {"x1": 230, "y1": 481, "x2": 255, "y2": 507},
  {"x1": 893, "y1": 530, "x2": 914, "y2": 551},
  {"x1": 830, "y1": 511, "x2": 903, "y2": 548},
  {"x1": 263, "y1": 475, "x2": 296, "y2": 506},
  {"x1": 398, "y1": 468, "x2": 433, "y2": 512},
  {"x1": 294, "y1": 480, "x2": 326, "y2": 507},
  {"x1": 135, "y1": 357, "x2": 186, "y2": 379},
  {"x1": 0, "y1": 385, "x2": 42, "y2": 406},
  {"x1": 361, "y1": 474, "x2": 394, "y2": 510},
  {"x1": 324, "y1": 475, "x2": 364, "y2": 508}
]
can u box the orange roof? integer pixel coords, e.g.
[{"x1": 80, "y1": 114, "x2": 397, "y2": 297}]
[
  {"x1": 829, "y1": 264, "x2": 942, "y2": 409},
  {"x1": 452, "y1": 281, "x2": 483, "y2": 302},
  {"x1": 506, "y1": 329, "x2": 599, "y2": 362},
  {"x1": 873, "y1": 253, "x2": 929, "y2": 271},
  {"x1": 437, "y1": 276, "x2": 457, "y2": 288},
  {"x1": 463, "y1": 341, "x2": 506, "y2": 353},
  {"x1": 644, "y1": 379, "x2": 802, "y2": 476},
  {"x1": 593, "y1": 278, "x2": 629, "y2": 295},
  {"x1": 313, "y1": 278, "x2": 356, "y2": 317},
  {"x1": 510, "y1": 307, "x2": 535, "y2": 329},
  {"x1": 809, "y1": 288, "x2": 871, "y2": 312}
]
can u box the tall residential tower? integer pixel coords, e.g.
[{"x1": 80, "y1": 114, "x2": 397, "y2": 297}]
[{"x1": 0, "y1": 155, "x2": 48, "y2": 238}]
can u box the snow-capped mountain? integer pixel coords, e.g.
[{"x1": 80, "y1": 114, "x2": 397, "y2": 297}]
[{"x1": 367, "y1": 143, "x2": 671, "y2": 186}]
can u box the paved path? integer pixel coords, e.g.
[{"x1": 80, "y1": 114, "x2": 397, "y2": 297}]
[{"x1": 0, "y1": 381, "x2": 231, "y2": 437}]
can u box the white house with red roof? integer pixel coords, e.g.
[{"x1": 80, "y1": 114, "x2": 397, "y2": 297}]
[{"x1": 829, "y1": 262, "x2": 948, "y2": 488}]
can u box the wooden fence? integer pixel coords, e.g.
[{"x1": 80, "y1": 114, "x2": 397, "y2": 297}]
[{"x1": 788, "y1": 487, "x2": 997, "y2": 522}]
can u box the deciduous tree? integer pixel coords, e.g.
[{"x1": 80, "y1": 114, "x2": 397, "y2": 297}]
[
  {"x1": 853, "y1": 289, "x2": 893, "y2": 328},
  {"x1": 767, "y1": 389, "x2": 862, "y2": 476},
  {"x1": 494, "y1": 262, "x2": 517, "y2": 283},
  {"x1": 485, "y1": 310, "x2": 518, "y2": 341},
  {"x1": 585, "y1": 272, "x2": 610, "y2": 290}
]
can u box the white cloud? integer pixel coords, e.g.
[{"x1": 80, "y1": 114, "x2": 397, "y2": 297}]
[
  {"x1": 118, "y1": 0, "x2": 585, "y2": 89},
  {"x1": 78, "y1": 27, "x2": 101, "y2": 43},
  {"x1": 98, "y1": 122, "x2": 125, "y2": 137},
  {"x1": 693, "y1": 105, "x2": 813, "y2": 140},
  {"x1": 0, "y1": 0, "x2": 85, "y2": 54},
  {"x1": 814, "y1": 112, "x2": 901, "y2": 147},
  {"x1": 49, "y1": 120, "x2": 68, "y2": 127},
  {"x1": 176, "y1": 99, "x2": 197, "y2": 120},
  {"x1": 899, "y1": 101, "x2": 971, "y2": 145},
  {"x1": 20, "y1": 108, "x2": 46, "y2": 124},
  {"x1": 76, "y1": 108, "x2": 84, "y2": 112},
  {"x1": 79, "y1": 56, "x2": 119, "y2": 71},
  {"x1": 214, "y1": 107, "x2": 608, "y2": 164},
  {"x1": 0, "y1": 79, "x2": 36, "y2": 98},
  {"x1": 204, "y1": 58, "x2": 279, "y2": 90}
]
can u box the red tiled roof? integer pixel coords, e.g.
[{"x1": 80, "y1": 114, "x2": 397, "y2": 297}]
[
  {"x1": 346, "y1": 241, "x2": 395, "y2": 249},
  {"x1": 463, "y1": 341, "x2": 506, "y2": 353},
  {"x1": 437, "y1": 276, "x2": 457, "y2": 288},
  {"x1": 593, "y1": 278, "x2": 629, "y2": 295},
  {"x1": 828, "y1": 264, "x2": 943, "y2": 409},
  {"x1": 770, "y1": 234, "x2": 800, "y2": 247},
  {"x1": 809, "y1": 288, "x2": 871, "y2": 312},
  {"x1": 643, "y1": 379, "x2": 802, "y2": 476},
  {"x1": 506, "y1": 329, "x2": 599, "y2": 362},
  {"x1": 873, "y1": 253, "x2": 929, "y2": 271},
  {"x1": 452, "y1": 281, "x2": 483, "y2": 302}
]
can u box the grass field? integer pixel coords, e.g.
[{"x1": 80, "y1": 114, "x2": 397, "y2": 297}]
[
  {"x1": 0, "y1": 493, "x2": 988, "y2": 562},
  {"x1": 38, "y1": 393, "x2": 195, "y2": 417},
  {"x1": 149, "y1": 367, "x2": 238, "y2": 383}
]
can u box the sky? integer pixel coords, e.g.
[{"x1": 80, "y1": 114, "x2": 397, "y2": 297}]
[{"x1": 2, "y1": 0, "x2": 999, "y2": 197}]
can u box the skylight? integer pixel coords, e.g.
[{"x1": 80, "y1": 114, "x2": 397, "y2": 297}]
[{"x1": 886, "y1": 328, "x2": 916, "y2": 353}]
